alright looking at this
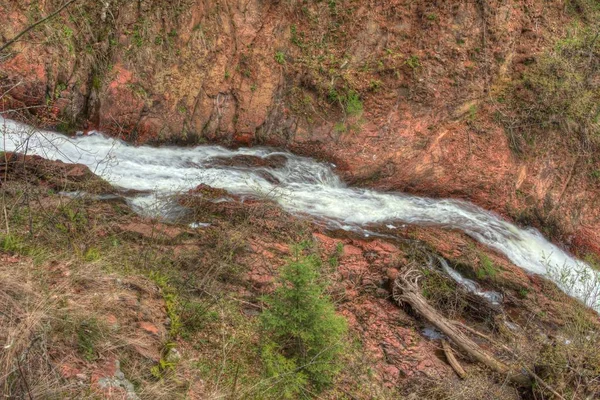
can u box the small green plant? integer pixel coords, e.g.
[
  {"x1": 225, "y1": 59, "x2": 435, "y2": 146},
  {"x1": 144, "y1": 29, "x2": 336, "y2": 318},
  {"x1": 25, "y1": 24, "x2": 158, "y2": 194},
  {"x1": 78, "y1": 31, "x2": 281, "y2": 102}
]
[
  {"x1": 328, "y1": 242, "x2": 344, "y2": 269},
  {"x1": 406, "y1": 55, "x2": 421, "y2": 69},
  {"x1": 84, "y1": 247, "x2": 101, "y2": 262},
  {"x1": 77, "y1": 318, "x2": 102, "y2": 361},
  {"x1": 477, "y1": 253, "x2": 499, "y2": 280},
  {"x1": 274, "y1": 51, "x2": 285, "y2": 65},
  {"x1": 369, "y1": 79, "x2": 383, "y2": 91},
  {"x1": 468, "y1": 104, "x2": 477, "y2": 121},
  {"x1": 149, "y1": 271, "x2": 182, "y2": 337},
  {"x1": 92, "y1": 75, "x2": 102, "y2": 91},
  {"x1": 333, "y1": 121, "x2": 347, "y2": 134},
  {"x1": 260, "y1": 247, "x2": 347, "y2": 396},
  {"x1": 290, "y1": 25, "x2": 303, "y2": 47},
  {"x1": 150, "y1": 342, "x2": 179, "y2": 379},
  {"x1": 0, "y1": 234, "x2": 27, "y2": 255},
  {"x1": 426, "y1": 13, "x2": 438, "y2": 21},
  {"x1": 132, "y1": 24, "x2": 144, "y2": 47},
  {"x1": 345, "y1": 90, "x2": 363, "y2": 116}
]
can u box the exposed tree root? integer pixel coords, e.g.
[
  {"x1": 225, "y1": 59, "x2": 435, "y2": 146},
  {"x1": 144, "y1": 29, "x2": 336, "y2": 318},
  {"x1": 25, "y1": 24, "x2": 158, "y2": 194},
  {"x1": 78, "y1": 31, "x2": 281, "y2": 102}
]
[{"x1": 392, "y1": 266, "x2": 531, "y2": 387}]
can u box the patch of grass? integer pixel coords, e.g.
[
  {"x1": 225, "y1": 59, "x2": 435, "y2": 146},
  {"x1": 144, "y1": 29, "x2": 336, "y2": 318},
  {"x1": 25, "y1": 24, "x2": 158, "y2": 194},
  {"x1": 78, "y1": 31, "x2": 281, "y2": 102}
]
[
  {"x1": 149, "y1": 271, "x2": 181, "y2": 337},
  {"x1": 84, "y1": 247, "x2": 101, "y2": 262},
  {"x1": 76, "y1": 318, "x2": 102, "y2": 361},
  {"x1": 345, "y1": 90, "x2": 363, "y2": 116},
  {"x1": 274, "y1": 51, "x2": 285, "y2": 65},
  {"x1": 405, "y1": 55, "x2": 421, "y2": 69},
  {"x1": 477, "y1": 253, "x2": 499, "y2": 280},
  {"x1": 503, "y1": 21, "x2": 600, "y2": 155},
  {"x1": 533, "y1": 308, "x2": 600, "y2": 398},
  {"x1": 420, "y1": 268, "x2": 467, "y2": 318},
  {"x1": 0, "y1": 233, "x2": 27, "y2": 255},
  {"x1": 92, "y1": 74, "x2": 102, "y2": 91},
  {"x1": 327, "y1": 242, "x2": 344, "y2": 269}
]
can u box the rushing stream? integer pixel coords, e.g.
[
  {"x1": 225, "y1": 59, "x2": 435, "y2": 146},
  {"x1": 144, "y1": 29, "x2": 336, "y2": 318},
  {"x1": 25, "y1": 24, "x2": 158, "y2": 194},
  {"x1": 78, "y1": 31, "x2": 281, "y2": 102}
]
[{"x1": 2, "y1": 118, "x2": 600, "y2": 312}]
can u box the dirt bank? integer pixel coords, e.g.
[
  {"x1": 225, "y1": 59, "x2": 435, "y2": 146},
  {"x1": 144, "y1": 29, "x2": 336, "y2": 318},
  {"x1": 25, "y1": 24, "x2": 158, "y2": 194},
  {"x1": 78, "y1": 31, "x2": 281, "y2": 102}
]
[{"x1": 1, "y1": 2, "x2": 599, "y2": 269}]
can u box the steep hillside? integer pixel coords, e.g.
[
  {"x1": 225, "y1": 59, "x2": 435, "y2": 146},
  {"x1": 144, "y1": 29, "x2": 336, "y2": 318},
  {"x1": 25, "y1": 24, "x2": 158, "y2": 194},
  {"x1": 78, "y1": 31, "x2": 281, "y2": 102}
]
[
  {"x1": 1, "y1": 1, "x2": 600, "y2": 399},
  {"x1": 2, "y1": 0, "x2": 599, "y2": 261}
]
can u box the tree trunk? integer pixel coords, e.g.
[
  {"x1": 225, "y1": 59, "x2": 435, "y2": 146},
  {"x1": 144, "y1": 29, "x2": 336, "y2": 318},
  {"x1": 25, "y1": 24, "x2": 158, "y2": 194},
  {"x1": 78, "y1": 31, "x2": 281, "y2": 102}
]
[{"x1": 392, "y1": 268, "x2": 531, "y2": 387}]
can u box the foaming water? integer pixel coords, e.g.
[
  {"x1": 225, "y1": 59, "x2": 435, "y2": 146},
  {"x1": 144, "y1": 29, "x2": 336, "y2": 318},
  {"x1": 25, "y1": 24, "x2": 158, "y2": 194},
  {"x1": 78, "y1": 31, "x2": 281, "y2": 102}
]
[{"x1": 2, "y1": 118, "x2": 599, "y2": 311}]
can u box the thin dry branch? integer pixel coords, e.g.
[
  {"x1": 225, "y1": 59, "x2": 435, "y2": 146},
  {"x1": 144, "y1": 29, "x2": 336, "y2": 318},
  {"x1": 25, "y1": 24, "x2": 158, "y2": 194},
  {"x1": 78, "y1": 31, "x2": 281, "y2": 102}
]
[
  {"x1": 0, "y1": 0, "x2": 80, "y2": 53},
  {"x1": 442, "y1": 339, "x2": 467, "y2": 379}
]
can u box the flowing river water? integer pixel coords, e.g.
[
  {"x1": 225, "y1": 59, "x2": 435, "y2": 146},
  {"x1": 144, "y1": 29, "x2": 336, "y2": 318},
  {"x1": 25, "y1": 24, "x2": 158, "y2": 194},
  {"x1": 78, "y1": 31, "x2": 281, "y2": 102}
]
[{"x1": 2, "y1": 118, "x2": 599, "y2": 312}]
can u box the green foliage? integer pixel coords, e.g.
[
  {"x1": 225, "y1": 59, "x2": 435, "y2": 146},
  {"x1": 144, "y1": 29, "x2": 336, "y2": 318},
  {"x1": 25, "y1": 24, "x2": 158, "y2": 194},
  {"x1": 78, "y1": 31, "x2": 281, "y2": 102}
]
[
  {"x1": 369, "y1": 79, "x2": 383, "y2": 91},
  {"x1": 534, "y1": 308, "x2": 600, "y2": 398},
  {"x1": 275, "y1": 51, "x2": 286, "y2": 65},
  {"x1": 405, "y1": 55, "x2": 421, "y2": 69},
  {"x1": 290, "y1": 24, "x2": 303, "y2": 47},
  {"x1": 132, "y1": 23, "x2": 145, "y2": 47},
  {"x1": 77, "y1": 318, "x2": 101, "y2": 361},
  {"x1": 150, "y1": 271, "x2": 182, "y2": 337},
  {"x1": 345, "y1": 90, "x2": 363, "y2": 116},
  {"x1": 505, "y1": 22, "x2": 600, "y2": 154},
  {"x1": 328, "y1": 87, "x2": 363, "y2": 117},
  {"x1": 84, "y1": 247, "x2": 101, "y2": 262},
  {"x1": 0, "y1": 234, "x2": 27, "y2": 255},
  {"x1": 260, "y1": 249, "x2": 347, "y2": 396},
  {"x1": 92, "y1": 74, "x2": 102, "y2": 91},
  {"x1": 327, "y1": 242, "x2": 344, "y2": 269},
  {"x1": 261, "y1": 342, "x2": 308, "y2": 399},
  {"x1": 477, "y1": 253, "x2": 498, "y2": 280},
  {"x1": 468, "y1": 104, "x2": 477, "y2": 121}
]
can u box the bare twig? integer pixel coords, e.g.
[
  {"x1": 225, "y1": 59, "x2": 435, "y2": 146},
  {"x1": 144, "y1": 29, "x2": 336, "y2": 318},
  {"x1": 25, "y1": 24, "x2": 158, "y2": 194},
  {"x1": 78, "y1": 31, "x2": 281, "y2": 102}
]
[
  {"x1": 442, "y1": 339, "x2": 467, "y2": 379},
  {"x1": 0, "y1": 0, "x2": 81, "y2": 53}
]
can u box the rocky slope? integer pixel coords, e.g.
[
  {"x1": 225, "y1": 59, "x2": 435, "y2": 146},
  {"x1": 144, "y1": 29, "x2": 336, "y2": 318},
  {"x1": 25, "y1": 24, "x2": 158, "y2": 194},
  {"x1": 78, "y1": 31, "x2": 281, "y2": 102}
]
[
  {"x1": 1, "y1": 154, "x2": 598, "y2": 399},
  {"x1": 2, "y1": 0, "x2": 600, "y2": 261},
  {"x1": 2, "y1": 1, "x2": 600, "y2": 398}
]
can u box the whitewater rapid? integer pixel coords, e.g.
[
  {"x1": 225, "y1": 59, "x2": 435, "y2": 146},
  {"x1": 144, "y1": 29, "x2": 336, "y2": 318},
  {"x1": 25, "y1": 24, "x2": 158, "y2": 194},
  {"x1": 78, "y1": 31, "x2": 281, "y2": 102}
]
[{"x1": 2, "y1": 118, "x2": 599, "y2": 312}]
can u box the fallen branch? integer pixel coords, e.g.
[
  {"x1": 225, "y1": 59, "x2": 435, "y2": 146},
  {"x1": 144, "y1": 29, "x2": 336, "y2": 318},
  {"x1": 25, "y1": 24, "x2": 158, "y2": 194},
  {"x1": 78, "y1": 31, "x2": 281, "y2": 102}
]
[
  {"x1": 0, "y1": 0, "x2": 80, "y2": 53},
  {"x1": 392, "y1": 266, "x2": 531, "y2": 386},
  {"x1": 442, "y1": 339, "x2": 467, "y2": 379},
  {"x1": 454, "y1": 322, "x2": 566, "y2": 400}
]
